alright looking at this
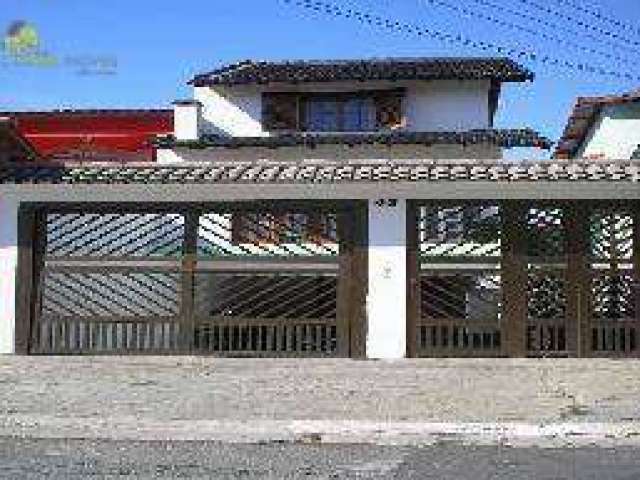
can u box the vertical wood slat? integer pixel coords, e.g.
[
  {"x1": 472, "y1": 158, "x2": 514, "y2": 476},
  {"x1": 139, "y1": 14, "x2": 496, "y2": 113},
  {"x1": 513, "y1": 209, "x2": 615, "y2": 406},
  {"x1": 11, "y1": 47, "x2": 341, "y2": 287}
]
[
  {"x1": 633, "y1": 202, "x2": 640, "y2": 357},
  {"x1": 181, "y1": 210, "x2": 199, "y2": 353},
  {"x1": 406, "y1": 201, "x2": 419, "y2": 358},
  {"x1": 336, "y1": 208, "x2": 352, "y2": 357},
  {"x1": 15, "y1": 205, "x2": 39, "y2": 354},
  {"x1": 501, "y1": 201, "x2": 528, "y2": 357},
  {"x1": 350, "y1": 201, "x2": 368, "y2": 358},
  {"x1": 566, "y1": 202, "x2": 590, "y2": 357}
]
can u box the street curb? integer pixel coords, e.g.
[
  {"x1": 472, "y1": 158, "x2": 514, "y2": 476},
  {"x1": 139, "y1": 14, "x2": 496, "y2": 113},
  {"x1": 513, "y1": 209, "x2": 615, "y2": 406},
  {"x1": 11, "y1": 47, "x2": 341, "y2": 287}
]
[{"x1": 3, "y1": 417, "x2": 640, "y2": 447}]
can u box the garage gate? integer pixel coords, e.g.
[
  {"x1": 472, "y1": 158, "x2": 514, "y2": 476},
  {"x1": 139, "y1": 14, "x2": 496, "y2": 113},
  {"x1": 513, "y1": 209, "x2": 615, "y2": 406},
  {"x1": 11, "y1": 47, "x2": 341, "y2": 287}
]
[
  {"x1": 17, "y1": 202, "x2": 367, "y2": 357},
  {"x1": 408, "y1": 200, "x2": 640, "y2": 358}
]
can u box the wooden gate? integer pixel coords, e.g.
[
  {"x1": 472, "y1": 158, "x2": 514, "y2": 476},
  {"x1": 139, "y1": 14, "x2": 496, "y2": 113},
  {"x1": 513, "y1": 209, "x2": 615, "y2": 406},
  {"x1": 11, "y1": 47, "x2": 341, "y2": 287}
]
[
  {"x1": 18, "y1": 202, "x2": 367, "y2": 357},
  {"x1": 408, "y1": 200, "x2": 640, "y2": 358}
]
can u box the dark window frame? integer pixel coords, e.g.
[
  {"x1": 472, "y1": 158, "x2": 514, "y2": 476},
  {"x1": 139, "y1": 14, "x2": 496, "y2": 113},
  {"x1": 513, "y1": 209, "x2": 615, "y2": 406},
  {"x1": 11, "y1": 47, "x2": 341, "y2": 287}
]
[{"x1": 262, "y1": 88, "x2": 405, "y2": 133}]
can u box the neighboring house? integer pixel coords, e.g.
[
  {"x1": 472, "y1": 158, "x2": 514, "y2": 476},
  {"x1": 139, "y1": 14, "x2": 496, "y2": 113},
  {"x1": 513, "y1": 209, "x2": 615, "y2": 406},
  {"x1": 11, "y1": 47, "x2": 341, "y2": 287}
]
[
  {"x1": 0, "y1": 116, "x2": 40, "y2": 162},
  {"x1": 555, "y1": 89, "x2": 640, "y2": 159},
  {"x1": 4, "y1": 109, "x2": 173, "y2": 162},
  {"x1": 158, "y1": 57, "x2": 550, "y2": 162}
]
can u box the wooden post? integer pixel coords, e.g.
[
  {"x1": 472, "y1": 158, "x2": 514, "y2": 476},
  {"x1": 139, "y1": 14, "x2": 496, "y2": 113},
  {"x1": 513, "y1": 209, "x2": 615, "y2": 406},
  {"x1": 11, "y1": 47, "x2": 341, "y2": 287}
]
[
  {"x1": 566, "y1": 201, "x2": 590, "y2": 357},
  {"x1": 337, "y1": 201, "x2": 368, "y2": 359},
  {"x1": 15, "y1": 204, "x2": 39, "y2": 355},
  {"x1": 633, "y1": 201, "x2": 640, "y2": 355},
  {"x1": 181, "y1": 210, "x2": 199, "y2": 353},
  {"x1": 406, "y1": 201, "x2": 419, "y2": 358},
  {"x1": 501, "y1": 200, "x2": 527, "y2": 357},
  {"x1": 351, "y1": 200, "x2": 369, "y2": 359}
]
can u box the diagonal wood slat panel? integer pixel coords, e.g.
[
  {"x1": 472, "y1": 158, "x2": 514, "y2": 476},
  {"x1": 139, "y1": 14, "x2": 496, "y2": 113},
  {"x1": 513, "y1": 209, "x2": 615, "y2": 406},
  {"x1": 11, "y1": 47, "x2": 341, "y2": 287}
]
[{"x1": 31, "y1": 204, "x2": 350, "y2": 356}]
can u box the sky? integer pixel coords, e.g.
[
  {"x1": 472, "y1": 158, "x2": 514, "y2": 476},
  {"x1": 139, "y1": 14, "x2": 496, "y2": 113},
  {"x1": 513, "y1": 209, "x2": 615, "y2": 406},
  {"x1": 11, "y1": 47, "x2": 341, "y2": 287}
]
[{"x1": 1, "y1": 0, "x2": 639, "y2": 159}]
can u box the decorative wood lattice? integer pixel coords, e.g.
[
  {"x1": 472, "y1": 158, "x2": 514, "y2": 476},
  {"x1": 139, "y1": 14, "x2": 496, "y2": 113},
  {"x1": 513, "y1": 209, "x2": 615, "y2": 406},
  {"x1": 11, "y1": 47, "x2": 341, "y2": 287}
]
[
  {"x1": 524, "y1": 206, "x2": 569, "y2": 356},
  {"x1": 588, "y1": 208, "x2": 638, "y2": 356},
  {"x1": 412, "y1": 201, "x2": 639, "y2": 358}
]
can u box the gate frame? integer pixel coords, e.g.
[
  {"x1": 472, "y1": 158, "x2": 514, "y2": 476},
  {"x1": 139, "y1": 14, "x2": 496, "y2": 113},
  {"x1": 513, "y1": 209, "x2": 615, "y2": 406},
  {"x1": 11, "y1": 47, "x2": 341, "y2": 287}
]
[
  {"x1": 407, "y1": 199, "x2": 640, "y2": 358},
  {"x1": 15, "y1": 200, "x2": 368, "y2": 358}
]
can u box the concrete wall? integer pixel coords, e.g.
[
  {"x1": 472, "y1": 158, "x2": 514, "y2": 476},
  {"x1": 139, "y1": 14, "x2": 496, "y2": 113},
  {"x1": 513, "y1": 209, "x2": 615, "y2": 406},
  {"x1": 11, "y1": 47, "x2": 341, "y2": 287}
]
[
  {"x1": 578, "y1": 103, "x2": 640, "y2": 159},
  {"x1": 0, "y1": 198, "x2": 18, "y2": 354},
  {"x1": 194, "y1": 80, "x2": 492, "y2": 136},
  {"x1": 366, "y1": 199, "x2": 407, "y2": 359}
]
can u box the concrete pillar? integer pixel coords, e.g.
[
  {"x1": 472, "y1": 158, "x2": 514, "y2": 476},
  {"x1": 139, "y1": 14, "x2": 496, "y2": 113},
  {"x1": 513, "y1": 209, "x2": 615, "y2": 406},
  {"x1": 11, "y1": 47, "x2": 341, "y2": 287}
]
[
  {"x1": 366, "y1": 199, "x2": 407, "y2": 359},
  {"x1": 173, "y1": 100, "x2": 202, "y2": 141},
  {"x1": 0, "y1": 198, "x2": 18, "y2": 354}
]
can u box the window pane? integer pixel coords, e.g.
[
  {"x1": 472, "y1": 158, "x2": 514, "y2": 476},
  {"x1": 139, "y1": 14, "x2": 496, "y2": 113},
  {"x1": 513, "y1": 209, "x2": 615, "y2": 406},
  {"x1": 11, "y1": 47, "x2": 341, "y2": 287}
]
[
  {"x1": 305, "y1": 100, "x2": 339, "y2": 131},
  {"x1": 343, "y1": 98, "x2": 376, "y2": 131}
]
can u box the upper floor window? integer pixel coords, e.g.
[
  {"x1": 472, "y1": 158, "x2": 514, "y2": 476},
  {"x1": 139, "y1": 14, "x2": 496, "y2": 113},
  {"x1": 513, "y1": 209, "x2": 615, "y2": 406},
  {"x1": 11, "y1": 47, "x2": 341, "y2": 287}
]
[{"x1": 262, "y1": 89, "x2": 404, "y2": 133}]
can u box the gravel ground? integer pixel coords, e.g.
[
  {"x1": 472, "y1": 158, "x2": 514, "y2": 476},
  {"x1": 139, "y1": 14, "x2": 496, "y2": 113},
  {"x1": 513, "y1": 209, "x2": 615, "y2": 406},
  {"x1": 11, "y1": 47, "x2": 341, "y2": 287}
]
[
  {"x1": 2, "y1": 438, "x2": 640, "y2": 479},
  {"x1": 1, "y1": 357, "x2": 640, "y2": 423},
  {"x1": 2, "y1": 357, "x2": 640, "y2": 443}
]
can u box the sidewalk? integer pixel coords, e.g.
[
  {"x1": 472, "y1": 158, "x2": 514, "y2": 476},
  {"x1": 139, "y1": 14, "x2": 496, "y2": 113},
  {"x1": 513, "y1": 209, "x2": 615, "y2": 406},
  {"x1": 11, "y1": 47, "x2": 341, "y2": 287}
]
[{"x1": 1, "y1": 357, "x2": 640, "y2": 446}]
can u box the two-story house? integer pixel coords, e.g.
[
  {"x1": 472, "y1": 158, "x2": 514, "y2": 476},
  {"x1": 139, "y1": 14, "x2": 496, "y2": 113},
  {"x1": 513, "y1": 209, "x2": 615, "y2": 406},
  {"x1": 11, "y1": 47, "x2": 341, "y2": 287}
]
[
  {"x1": 159, "y1": 57, "x2": 549, "y2": 163},
  {"x1": 1, "y1": 56, "x2": 638, "y2": 362}
]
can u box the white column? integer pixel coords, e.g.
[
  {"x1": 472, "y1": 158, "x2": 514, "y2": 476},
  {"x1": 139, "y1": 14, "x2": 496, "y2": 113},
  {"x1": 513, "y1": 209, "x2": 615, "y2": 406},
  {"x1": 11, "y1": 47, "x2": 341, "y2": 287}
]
[
  {"x1": 0, "y1": 198, "x2": 18, "y2": 354},
  {"x1": 366, "y1": 199, "x2": 407, "y2": 359},
  {"x1": 173, "y1": 100, "x2": 202, "y2": 141}
]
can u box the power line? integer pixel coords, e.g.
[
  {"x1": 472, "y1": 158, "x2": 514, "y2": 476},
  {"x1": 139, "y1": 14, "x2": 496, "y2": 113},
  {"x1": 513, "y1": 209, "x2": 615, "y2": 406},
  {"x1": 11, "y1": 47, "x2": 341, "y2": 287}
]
[
  {"x1": 424, "y1": 0, "x2": 638, "y2": 70},
  {"x1": 279, "y1": 0, "x2": 640, "y2": 82},
  {"x1": 513, "y1": 0, "x2": 640, "y2": 51},
  {"x1": 544, "y1": 0, "x2": 640, "y2": 39},
  {"x1": 442, "y1": 0, "x2": 640, "y2": 57}
]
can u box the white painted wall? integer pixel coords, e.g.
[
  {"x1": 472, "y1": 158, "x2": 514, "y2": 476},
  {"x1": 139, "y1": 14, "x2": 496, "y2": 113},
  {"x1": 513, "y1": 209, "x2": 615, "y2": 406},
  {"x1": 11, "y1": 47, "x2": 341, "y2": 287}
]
[
  {"x1": 173, "y1": 102, "x2": 201, "y2": 141},
  {"x1": 578, "y1": 103, "x2": 640, "y2": 159},
  {"x1": 0, "y1": 198, "x2": 18, "y2": 354},
  {"x1": 404, "y1": 80, "x2": 491, "y2": 131},
  {"x1": 366, "y1": 199, "x2": 407, "y2": 359},
  {"x1": 193, "y1": 79, "x2": 492, "y2": 137},
  {"x1": 194, "y1": 86, "x2": 265, "y2": 136}
]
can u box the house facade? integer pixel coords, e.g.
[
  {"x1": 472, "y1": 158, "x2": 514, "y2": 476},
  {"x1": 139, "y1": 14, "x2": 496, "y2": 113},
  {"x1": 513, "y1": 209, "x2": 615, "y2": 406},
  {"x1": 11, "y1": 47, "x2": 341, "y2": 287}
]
[
  {"x1": 555, "y1": 90, "x2": 640, "y2": 160},
  {"x1": 1, "y1": 57, "x2": 638, "y2": 360}
]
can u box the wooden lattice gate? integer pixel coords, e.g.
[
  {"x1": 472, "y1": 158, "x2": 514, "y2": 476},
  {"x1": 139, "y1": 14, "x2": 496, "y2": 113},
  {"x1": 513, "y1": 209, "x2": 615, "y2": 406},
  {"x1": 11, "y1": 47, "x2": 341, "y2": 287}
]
[
  {"x1": 407, "y1": 200, "x2": 640, "y2": 358},
  {"x1": 17, "y1": 202, "x2": 367, "y2": 357}
]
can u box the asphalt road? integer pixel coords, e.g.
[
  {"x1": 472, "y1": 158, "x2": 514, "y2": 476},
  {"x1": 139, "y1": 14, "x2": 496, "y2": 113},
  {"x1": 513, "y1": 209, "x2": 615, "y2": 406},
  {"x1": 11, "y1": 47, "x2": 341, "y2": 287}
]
[{"x1": 2, "y1": 438, "x2": 640, "y2": 479}]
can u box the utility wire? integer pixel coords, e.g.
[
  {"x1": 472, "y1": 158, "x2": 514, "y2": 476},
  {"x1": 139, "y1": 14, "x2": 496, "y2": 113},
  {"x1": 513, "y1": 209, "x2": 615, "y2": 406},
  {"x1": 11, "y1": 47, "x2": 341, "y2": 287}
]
[
  {"x1": 513, "y1": 0, "x2": 640, "y2": 51},
  {"x1": 544, "y1": 0, "x2": 640, "y2": 39},
  {"x1": 424, "y1": 0, "x2": 638, "y2": 70},
  {"x1": 440, "y1": 0, "x2": 640, "y2": 57},
  {"x1": 280, "y1": 0, "x2": 640, "y2": 82}
]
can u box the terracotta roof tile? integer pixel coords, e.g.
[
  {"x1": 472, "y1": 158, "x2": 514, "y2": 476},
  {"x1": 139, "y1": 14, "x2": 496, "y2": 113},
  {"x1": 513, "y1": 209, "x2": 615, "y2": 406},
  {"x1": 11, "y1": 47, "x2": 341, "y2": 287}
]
[
  {"x1": 190, "y1": 57, "x2": 533, "y2": 87},
  {"x1": 1, "y1": 159, "x2": 638, "y2": 184},
  {"x1": 156, "y1": 129, "x2": 552, "y2": 150}
]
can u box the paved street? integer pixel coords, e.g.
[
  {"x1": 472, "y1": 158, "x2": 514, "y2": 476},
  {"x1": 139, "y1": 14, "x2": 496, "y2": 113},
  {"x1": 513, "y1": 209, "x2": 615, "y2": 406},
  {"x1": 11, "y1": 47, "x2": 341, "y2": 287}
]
[{"x1": 2, "y1": 438, "x2": 640, "y2": 479}]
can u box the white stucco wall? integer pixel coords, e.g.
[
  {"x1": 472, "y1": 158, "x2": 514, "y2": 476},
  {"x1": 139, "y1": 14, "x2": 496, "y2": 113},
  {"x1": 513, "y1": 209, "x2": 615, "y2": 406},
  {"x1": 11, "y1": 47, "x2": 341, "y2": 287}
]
[
  {"x1": 404, "y1": 80, "x2": 491, "y2": 131},
  {"x1": 578, "y1": 103, "x2": 640, "y2": 159},
  {"x1": 366, "y1": 199, "x2": 407, "y2": 359},
  {"x1": 0, "y1": 198, "x2": 18, "y2": 354},
  {"x1": 194, "y1": 79, "x2": 491, "y2": 137},
  {"x1": 173, "y1": 102, "x2": 201, "y2": 141},
  {"x1": 195, "y1": 86, "x2": 265, "y2": 137}
]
